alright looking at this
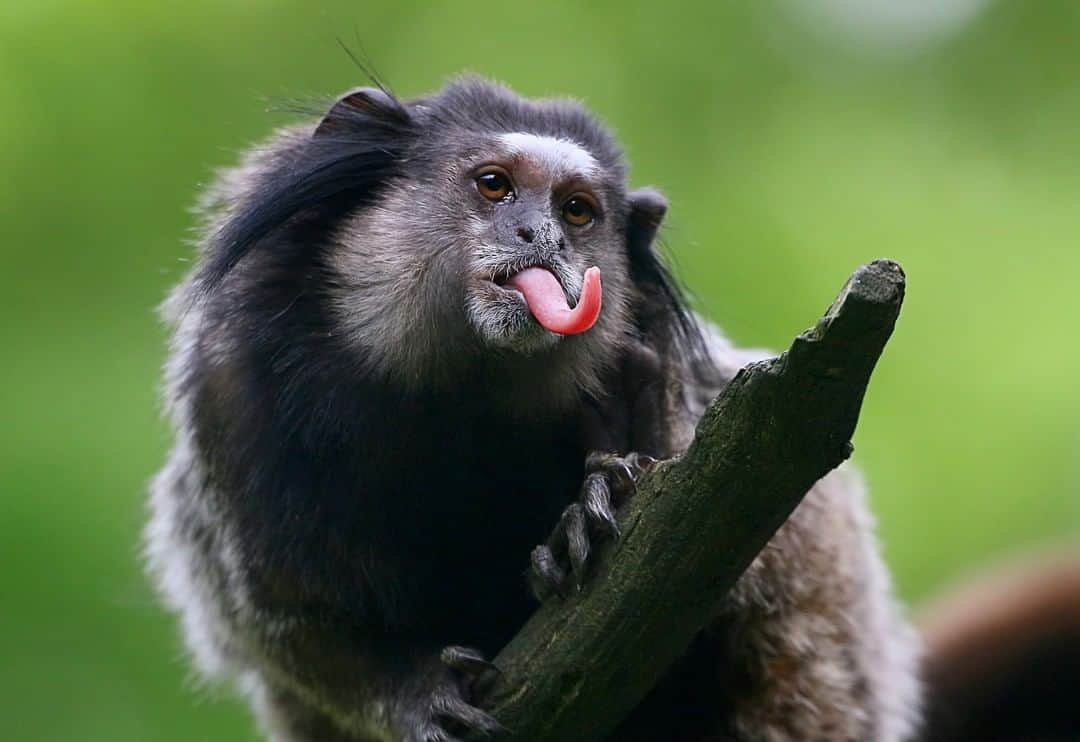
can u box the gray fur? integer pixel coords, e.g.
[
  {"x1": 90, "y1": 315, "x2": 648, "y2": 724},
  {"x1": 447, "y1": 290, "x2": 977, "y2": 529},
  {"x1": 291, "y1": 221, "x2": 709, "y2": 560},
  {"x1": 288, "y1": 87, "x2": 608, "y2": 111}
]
[
  {"x1": 661, "y1": 326, "x2": 922, "y2": 741},
  {"x1": 324, "y1": 128, "x2": 633, "y2": 410}
]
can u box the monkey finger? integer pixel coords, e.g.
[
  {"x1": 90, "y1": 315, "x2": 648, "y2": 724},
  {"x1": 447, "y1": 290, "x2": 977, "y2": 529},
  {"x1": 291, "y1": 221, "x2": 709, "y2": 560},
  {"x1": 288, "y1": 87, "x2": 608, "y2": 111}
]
[
  {"x1": 528, "y1": 544, "x2": 567, "y2": 601},
  {"x1": 608, "y1": 461, "x2": 636, "y2": 502},
  {"x1": 440, "y1": 645, "x2": 498, "y2": 680},
  {"x1": 584, "y1": 451, "x2": 637, "y2": 504},
  {"x1": 625, "y1": 451, "x2": 658, "y2": 474},
  {"x1": 559, "y1": 503, "x2": 590, "y2": 589},
  {"x1": 581, "y1": 471, "x2": 619, "y2": 537},
  {"x1": 584, "y1": 450, "x2": 620, "y2": 471},
  {"x1": 431, "y1": 690, "x2": 505, "y2": 737}
]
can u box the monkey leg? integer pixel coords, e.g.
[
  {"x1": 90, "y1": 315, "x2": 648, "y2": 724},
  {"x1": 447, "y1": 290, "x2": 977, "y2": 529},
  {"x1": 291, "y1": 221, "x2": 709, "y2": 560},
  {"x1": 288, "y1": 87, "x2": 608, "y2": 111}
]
[
  {"x1": 715, "y1": 467, "x2": 920, "y2": 742},
  {"x1": 608, "y1": 467, "x2": 920, "y2": 742}
]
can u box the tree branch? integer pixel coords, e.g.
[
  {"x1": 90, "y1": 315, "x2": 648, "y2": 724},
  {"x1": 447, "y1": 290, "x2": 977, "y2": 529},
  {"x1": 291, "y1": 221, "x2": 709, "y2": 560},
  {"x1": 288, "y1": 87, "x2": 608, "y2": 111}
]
[{"x1": 470, "y1": 260, "x2": 907, "y2": 741}]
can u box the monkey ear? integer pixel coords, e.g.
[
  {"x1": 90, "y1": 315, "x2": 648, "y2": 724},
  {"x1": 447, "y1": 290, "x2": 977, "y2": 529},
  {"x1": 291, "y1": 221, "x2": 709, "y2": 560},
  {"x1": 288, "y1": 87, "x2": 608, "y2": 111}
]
[
  {"x1": 627, "y1": 187, "x2": 668, "y2": 256},
  {"x1": 626, "y1": 187, "x2": 671, "y2": 288},
  {"x1": 625, "y1": 187, "x2": 707, "y2": 357},
  {"x1": 314, "y1": 86, "x2": 407, "y2": 138}
]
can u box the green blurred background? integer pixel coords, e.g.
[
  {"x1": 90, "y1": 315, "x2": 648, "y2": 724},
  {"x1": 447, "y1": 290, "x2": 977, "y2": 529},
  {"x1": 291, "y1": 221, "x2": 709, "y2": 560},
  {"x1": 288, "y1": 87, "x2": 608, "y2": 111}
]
[{"x1": 2, "y1": 0, "x2": 1078, "y2": 739}]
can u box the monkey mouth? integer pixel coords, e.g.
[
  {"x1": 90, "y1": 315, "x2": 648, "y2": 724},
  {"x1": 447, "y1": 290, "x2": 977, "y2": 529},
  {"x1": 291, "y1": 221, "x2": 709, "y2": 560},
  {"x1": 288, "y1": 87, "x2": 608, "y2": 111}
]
[{"x1": 491, "y1": 264, "x2": 603, "y2": 336}]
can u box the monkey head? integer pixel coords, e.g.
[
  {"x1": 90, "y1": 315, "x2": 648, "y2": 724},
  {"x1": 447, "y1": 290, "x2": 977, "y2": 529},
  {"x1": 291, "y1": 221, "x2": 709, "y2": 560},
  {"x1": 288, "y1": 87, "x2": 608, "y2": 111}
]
[{"x1": 195, "y1": 78, "x2": 683, "y2": 407}]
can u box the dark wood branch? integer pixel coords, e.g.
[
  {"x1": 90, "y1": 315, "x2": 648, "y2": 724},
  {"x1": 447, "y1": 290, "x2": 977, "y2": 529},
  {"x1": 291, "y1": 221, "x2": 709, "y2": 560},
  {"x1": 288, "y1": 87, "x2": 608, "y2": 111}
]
[{"x1": 468, "y1": 260, "x2": 906, "y2": 742}]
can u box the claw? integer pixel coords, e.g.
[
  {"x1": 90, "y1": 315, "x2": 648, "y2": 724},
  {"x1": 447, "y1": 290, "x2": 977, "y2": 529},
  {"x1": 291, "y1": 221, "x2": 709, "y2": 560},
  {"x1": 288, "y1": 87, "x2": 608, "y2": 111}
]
[
  {"x1": 582, "y1": 472, "x2": 618, "y2": 537},
  {"x1": 585, "y1": 451, "x2": 642, "y2": 504},
  {"x1": 560, "y1": 503, "x2": 589, "y2": 588},
  {"x1": 607, "y1": 462, "x2": 636, "y2": 500},
  {"x1": 628, "y1": 452, "x2": 658, "y2": 472},
  {"x1": 441, "y1": 646, "x2": 498, "y2": 679},
  {"x1": 432, "y1": 690, "x2": 505, "y2": 737}
]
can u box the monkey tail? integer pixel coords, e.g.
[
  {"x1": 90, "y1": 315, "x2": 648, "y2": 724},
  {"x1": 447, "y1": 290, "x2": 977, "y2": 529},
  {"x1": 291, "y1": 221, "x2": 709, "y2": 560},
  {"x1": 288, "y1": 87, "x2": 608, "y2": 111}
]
[{"x1": 917, "y1": 547, "x2": 1080, "y2": 742}]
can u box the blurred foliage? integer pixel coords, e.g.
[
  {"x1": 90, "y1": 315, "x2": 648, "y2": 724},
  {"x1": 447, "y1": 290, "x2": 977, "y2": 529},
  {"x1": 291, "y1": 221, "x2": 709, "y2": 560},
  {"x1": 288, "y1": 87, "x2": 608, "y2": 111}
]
[{"x1": 1, "y1": 0, "x2": 1078, "y2": 739}]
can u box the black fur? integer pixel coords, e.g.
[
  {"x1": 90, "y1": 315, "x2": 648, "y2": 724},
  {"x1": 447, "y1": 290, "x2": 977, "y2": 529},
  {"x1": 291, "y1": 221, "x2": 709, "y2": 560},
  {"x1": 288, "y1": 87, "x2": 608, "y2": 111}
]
[
  {"x1": 625, "y1": 188, "x2": 712, "y2": 376},
  {"x1": 160, "y1": 77, "x2": 710, "y2": 740},
  {"x1": 186, "y1": 83, "x2": 702, "y2": 638},
  {"x1": 197, "y1": 89, "x2": 414, "y2": 293}
]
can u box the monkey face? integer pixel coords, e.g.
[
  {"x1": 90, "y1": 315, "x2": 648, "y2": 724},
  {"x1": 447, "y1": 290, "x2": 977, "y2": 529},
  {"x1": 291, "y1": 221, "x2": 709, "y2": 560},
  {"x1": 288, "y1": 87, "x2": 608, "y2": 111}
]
[
  {"x1": 433, "y1": 132, "x2": 632, "y2": 358},
  {"x1": 249, "y1": 78, "x2": 682, "y2": 404},
  {"x1": 327, "y1": 128, "x2": 635, "y2": 393}
]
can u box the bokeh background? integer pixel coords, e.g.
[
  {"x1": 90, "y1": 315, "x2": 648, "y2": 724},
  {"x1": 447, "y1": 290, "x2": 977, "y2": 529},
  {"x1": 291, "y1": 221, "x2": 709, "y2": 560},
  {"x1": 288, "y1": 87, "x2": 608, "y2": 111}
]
[{"x1": 2, "y1": 0, "x2": 1078, "y2": 739}]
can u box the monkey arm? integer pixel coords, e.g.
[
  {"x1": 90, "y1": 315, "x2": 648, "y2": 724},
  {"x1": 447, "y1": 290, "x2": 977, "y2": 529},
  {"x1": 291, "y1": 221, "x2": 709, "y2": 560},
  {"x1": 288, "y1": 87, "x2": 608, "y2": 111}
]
[
  {"x1": 466, "y1": 260, "x2": 908, "y2": 741},
  {"x1": 580, "y1": 340, "x2": 671, "y2": 459}
]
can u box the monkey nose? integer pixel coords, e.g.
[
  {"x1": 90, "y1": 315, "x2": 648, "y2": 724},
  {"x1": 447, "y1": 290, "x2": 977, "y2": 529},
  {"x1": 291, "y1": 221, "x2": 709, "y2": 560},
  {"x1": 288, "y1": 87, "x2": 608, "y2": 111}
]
[{"x1": 516, "y1": 226, "x2": 536, "y2": 244}]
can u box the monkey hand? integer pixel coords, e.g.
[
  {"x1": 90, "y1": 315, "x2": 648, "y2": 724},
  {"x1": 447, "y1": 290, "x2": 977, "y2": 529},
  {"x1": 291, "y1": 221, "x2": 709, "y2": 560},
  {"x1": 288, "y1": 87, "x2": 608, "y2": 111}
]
[
  {"x1": 528, "y1": 452, "x2": 656, "y2": 601},
  {"x1": 398, "y1": 646, "x2": 504, "y2": 742}
]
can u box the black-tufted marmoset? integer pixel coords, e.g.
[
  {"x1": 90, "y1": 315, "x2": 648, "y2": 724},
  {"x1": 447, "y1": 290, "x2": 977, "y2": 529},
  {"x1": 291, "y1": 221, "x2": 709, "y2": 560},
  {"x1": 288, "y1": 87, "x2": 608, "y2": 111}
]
[{"x1": 146, "y1": 77, "x2": 923, "y2": 741}]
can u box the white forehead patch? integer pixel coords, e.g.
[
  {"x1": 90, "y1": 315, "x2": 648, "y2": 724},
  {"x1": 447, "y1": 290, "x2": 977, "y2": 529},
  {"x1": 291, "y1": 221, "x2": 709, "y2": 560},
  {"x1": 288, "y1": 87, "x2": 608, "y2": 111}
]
[{"x1": 498, "y1": 132, "x2": 597, "y2": 176}]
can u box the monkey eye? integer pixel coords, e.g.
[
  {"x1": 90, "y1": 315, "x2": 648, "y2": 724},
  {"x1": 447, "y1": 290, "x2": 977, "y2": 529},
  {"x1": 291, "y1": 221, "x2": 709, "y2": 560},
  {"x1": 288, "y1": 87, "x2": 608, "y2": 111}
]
[
  {"x1": 475, "y1": 168, "x2": 514, "y2": 202},
  {"x1": 562, "y1": 196, "x2": 596, "y2": 227}
]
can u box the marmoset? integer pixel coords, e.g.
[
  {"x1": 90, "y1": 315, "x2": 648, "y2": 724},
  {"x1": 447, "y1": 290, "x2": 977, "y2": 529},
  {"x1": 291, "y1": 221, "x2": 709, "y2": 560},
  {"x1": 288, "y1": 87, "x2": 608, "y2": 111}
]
[{"x1": 146, "y1": 77, "x2": 921, "y2": 741}]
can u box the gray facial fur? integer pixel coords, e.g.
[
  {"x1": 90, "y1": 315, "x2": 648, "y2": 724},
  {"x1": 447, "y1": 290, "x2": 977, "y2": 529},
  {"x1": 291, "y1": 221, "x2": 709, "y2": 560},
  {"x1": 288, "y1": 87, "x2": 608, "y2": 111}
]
[{"x1": 326, "y1": 129, "x2": 633, "y2": 408}]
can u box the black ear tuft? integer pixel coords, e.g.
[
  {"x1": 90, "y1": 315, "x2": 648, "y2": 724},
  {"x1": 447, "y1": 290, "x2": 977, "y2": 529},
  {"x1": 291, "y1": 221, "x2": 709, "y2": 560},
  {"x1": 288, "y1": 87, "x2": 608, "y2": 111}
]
[
  {"x1": 314, "y1": 87, "x2": 404, "y2": 138},
  {"x1": 197, "y1": 87, "x2": 415, "y2": 293},
  {"x1": 626, "y1": 187, "x2": 709, "y2": 362}
]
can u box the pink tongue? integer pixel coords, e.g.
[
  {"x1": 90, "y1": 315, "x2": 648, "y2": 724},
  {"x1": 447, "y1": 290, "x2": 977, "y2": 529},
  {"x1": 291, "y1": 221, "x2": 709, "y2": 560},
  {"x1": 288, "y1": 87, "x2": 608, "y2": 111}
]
[{"x1": 506, "y1": 266, "x2": 602, "y2": 335}]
